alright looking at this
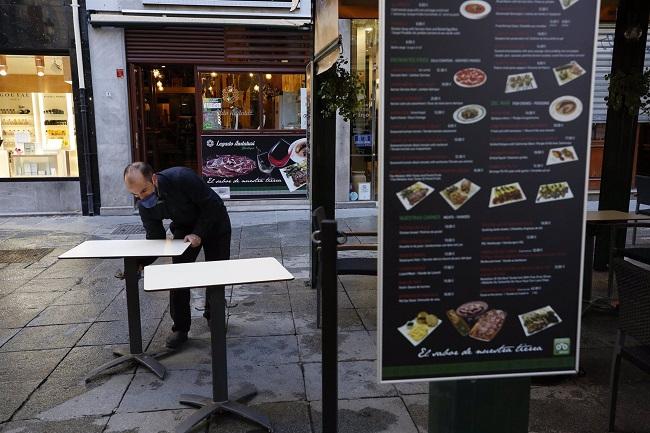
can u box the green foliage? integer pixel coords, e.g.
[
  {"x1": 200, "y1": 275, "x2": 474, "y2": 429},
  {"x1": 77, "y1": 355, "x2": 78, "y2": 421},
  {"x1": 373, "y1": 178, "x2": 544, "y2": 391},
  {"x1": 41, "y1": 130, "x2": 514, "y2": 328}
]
[
  {"x1": 318, "y1": 56, "x2": 366, "y2": 122},
  {"x1": 605, "y1": 68, "x2": 650, "y2": 116}
]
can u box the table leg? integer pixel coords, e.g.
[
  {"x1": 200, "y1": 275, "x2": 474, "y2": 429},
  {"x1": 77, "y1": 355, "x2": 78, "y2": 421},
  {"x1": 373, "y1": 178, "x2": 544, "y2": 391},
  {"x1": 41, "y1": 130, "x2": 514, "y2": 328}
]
[
  {"x1": 85, "y1": 258, "x2": 169, "y2": 382},
  {"x1": 175, "y1": 285, "x2": 272, "y2": 433},
  {"x1": 583, "y1": 229, "x2": 595, "y2": 302}
]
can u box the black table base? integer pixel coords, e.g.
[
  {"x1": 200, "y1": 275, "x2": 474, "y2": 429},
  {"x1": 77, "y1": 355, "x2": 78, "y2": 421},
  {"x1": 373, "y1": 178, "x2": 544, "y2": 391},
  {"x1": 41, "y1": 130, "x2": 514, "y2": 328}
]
[
  {"x1": 175, "y1": 286, "x2": 273, "y2": 433},
  {"x1": 85, "y1": 347, "x2": 170, "y2": 382},
  {"x1": 85, "y1": 257, "x2": 170, "y2": 382}
]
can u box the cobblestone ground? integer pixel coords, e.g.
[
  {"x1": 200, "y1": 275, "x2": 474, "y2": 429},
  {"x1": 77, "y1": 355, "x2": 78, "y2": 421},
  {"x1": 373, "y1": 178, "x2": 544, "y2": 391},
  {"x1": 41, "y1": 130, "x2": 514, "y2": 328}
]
[{"x1": 0, "y1": 209, "x2": 648, "y2": 433}]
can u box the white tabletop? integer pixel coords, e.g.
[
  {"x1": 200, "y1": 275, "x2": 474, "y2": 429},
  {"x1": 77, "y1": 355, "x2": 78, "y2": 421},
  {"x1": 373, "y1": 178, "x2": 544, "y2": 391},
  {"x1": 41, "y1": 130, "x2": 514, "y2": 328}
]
[
  {"x1": 143, "y1": 257, "x2": 294, "y2": 292},
  {"x1": 586, "y1": 210, "x2": 650, "y2": 222},
  {"x1": 59, "y1": 239, "x2": 190, "y2": 259}
]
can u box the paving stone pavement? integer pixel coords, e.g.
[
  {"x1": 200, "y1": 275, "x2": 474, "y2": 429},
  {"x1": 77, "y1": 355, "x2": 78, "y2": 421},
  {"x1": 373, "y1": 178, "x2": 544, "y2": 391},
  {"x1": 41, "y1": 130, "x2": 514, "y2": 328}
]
[{"x1": 0, "y1": 209, "x2": 649, "y2": 433}]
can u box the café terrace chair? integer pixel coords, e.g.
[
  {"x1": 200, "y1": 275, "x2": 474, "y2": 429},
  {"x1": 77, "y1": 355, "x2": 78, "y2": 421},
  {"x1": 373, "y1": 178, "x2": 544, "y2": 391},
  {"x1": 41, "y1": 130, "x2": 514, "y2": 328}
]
[
  {"x1": 312, "y1": 206, "x2": 377, "y2": 328},
  {"x1": 609, "y1": 258, "x2": 650, "y2": 432},
  {"x1": 632, "y1": 175, "x2": 650, "y2": 244}
]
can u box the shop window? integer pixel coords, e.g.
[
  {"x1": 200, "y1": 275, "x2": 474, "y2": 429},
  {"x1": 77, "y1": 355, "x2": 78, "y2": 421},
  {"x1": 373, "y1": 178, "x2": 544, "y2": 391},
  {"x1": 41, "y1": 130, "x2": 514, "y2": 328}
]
[
  {"x1": 0, "y1": 54, "x2": 78, "y2": 178},
  {"x1": 350, "y1": 19, "x2": 379, "y2": 201},
  {"x1": 200, "y1": 71, "x2": 305, "y2": 131}
]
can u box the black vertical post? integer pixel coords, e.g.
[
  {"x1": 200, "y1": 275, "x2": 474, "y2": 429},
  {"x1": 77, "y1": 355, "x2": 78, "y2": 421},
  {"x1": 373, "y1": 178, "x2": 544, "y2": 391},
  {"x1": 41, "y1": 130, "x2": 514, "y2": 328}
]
[
  {"x1": 124, "y1": 258, "x2": 143, "y2": 354},
  {"x1": 429, "y1": 377, "x2": 530, "y2": 433},
  {"x1": 208, "y1": 286, "x2": 229, "y2": 402},
  {"x1": 595, "y1": 0, "x2": 650, "y2": 268},
  {"x1": 310, "y1": 68, "x2": 338, "y2": 287},
  {"x1": 320, "y1": 219, "x2": 338, "y2": 433}
]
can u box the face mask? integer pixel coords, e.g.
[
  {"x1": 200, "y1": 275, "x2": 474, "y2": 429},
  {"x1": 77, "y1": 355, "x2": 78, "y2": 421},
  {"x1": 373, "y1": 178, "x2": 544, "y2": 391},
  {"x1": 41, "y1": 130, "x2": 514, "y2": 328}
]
[{"x1": 139, "y1": 186, "x2": 159, "y2": 208}]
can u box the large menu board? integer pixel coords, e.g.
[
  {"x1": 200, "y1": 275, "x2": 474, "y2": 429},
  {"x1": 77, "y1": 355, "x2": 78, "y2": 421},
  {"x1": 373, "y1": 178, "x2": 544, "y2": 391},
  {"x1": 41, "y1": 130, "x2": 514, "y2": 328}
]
[{"x1": 379, "y1": 0, "x2": 599, "y2": 382}]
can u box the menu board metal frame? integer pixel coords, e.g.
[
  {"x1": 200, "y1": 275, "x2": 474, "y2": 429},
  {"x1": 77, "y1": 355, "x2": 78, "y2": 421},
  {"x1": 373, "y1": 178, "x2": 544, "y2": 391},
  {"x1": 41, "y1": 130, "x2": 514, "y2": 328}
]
[{"x1": 378, "y1": 0, "x2": 601, "y2": 383}]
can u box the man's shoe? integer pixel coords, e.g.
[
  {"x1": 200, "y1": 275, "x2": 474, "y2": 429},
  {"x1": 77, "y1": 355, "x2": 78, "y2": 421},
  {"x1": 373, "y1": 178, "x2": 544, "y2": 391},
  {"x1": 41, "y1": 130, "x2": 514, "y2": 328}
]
[{"x1": 165, "y1": 331, "x2": 188, "y2": 349}]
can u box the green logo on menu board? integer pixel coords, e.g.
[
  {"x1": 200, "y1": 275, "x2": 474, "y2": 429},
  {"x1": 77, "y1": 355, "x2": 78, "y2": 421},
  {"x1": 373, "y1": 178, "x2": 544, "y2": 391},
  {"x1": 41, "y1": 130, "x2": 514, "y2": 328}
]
[{"x1": 553, "y1": 338, "x2": 571, "y2": 356}]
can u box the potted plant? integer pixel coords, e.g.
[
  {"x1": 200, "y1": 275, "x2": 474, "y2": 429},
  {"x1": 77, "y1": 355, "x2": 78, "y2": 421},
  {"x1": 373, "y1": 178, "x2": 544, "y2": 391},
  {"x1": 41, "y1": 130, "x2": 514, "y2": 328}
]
[
  {"x1": 605, "y1": 68, "x2": 650, "y2": 116},
  {"x1": 318, "y1": 56, "x2": 365, "y2": 122}
]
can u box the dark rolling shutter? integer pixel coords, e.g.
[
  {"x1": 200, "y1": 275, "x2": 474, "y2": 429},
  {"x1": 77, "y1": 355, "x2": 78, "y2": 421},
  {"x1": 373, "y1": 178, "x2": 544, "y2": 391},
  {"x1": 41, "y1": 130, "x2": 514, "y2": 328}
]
[
  {"x1": 125, "y1": 27, "x2": 312, "y2": 67},
  {"x1": 125, "y1": 27, "x2": 226, "y2": 64}
]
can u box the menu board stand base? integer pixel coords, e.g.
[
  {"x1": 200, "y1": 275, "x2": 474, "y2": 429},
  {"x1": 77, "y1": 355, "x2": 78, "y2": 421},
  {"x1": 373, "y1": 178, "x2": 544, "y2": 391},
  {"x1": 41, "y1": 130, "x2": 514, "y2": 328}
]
[{"x1": 428, "y1": 378, "x2": 530, "y2": 433}]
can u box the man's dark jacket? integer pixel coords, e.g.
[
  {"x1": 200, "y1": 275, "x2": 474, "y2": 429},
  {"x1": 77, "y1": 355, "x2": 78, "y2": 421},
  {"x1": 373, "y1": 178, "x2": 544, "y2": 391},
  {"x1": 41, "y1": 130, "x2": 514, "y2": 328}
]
[{"x1": 138, "y1": 166, "x2": 229, "y2": 240}]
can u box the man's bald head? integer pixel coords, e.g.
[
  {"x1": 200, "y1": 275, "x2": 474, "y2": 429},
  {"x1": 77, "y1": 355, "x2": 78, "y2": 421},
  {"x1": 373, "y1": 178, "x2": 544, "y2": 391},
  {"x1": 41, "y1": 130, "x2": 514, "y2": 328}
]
[{"x1": 124, "y1": 162, "x2": 157, "y2": 199}]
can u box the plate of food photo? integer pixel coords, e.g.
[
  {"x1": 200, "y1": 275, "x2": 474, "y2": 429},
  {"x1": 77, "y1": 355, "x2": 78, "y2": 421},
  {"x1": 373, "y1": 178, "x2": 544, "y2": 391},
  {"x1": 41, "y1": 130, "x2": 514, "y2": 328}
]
[
  {"x1": 398, "y1": 311, "x2": 442, "y2": 346},
  {"x1": 453, "y1": 68, "x2": 487, "y2": 88},
  {"x1": 489, "y1": 182, "x2": 526, "y2": 208},
  {"x1": 535, "y1": 181, "x2": 574, "y2": 204},
  {"x1": 549, "y1": 96, "x2": 582, "y2": 122},
  {"x1": 289, "y1": 137, "x2": 307, "y2": 163},
  {"x1": 453, "y1": 104, "x2": 486, "y2": 124},
  {"x1": 440, "y1": 178, "x2": 481, "y2": 210},
  {"x1": 505, "y1": 72, "x2": 537, "y2": 93},
  {"x1": 396, "y1": 181, "x2": 434, "y2": 211},
  {"x1": 279, "y1": 160, "x2": 308, "y2": 192},
  {"x1": 553, "y1": 61, "x2": 586, "y2": 86},
  {"x1": 469, "y1": 309, "x2": 507, "y2": 342},
  {"x1": 559, "y1": 0, "x2": 580, "y2": 10},
  {"x1": 546, "y1": 146, "x2": 578, "y2": 165},
  {"x1": 459, "y1": 0, "x2": 492, "y2": 19},
  {"x1": 519, "y1": 305, "x2": 562, "y2": 336}
]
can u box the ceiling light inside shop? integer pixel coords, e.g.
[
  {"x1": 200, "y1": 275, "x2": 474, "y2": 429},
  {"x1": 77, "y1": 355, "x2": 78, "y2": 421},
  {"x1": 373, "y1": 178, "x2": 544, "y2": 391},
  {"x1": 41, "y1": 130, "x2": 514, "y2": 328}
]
[
  {"x1": 253, "y1": 84, "x2": 259, "y2": 91},
  {"x1": 35, "y1": 56, "x2": 45, "y2": 77},
  {"x1": 265, "y1": 74, "x2": 272, "y2": 80},
  {"x1": 152, "y1": 69, "x2": 160, "y2": 78},
  {"x1": 0, "y1": 57, "x2": 6, "y2": 76},
  {"x1": 211, "y1": 72, "x2": 217, "y2": 77},
  {"x1": 365, "y1": 27, "x2": 373, "y2": 32},
  {"x1": 281, "y1": 60, "x2": 288, "y2": 63},
  {"x1": 161, "y1": 65, "x2": 166, "y2": 68},
  {"x1": 249, "y1": 73, "x2": 254, "y2": 77}
]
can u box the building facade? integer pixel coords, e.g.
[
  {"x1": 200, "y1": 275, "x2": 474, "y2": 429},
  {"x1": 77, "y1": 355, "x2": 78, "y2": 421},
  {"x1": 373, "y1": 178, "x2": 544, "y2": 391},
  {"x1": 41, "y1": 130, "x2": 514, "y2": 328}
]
[
  {"x1": 0, "y1": 0, "x2": 99, "y2": 215},
  {"x1": 86, "y1": 0, "x2": 312, "y2": 214}
]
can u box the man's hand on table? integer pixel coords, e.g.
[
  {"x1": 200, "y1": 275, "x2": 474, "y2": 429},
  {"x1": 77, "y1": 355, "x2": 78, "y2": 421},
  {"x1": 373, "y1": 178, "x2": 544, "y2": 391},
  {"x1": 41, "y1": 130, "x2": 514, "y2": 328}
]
[{"x1": 184, "y1": 234, "x2": 202, "y2": 248}]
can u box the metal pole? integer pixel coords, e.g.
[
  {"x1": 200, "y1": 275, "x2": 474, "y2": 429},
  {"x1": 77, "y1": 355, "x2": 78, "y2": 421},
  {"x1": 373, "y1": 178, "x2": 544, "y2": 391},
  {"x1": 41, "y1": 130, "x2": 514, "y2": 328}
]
[
  {"x1": 71, "y1": 0, "x2": 95, "y2": 215},
  {"x1": 124, "y1": 258, "x2": 143, "y2": 354},
  {"x1": 320, "y1": 219, "x2": 338, "y2": 433}
]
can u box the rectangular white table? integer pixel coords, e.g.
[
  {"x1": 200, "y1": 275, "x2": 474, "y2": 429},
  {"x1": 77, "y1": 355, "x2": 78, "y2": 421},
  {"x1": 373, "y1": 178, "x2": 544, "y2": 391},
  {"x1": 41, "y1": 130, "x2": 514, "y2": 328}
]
[
  {"x1": 59, "y1": 239, "x2": 189, "y2": 381},
  {"x1": 144, "y1": 257, "x2": 294, "y2": 433}
]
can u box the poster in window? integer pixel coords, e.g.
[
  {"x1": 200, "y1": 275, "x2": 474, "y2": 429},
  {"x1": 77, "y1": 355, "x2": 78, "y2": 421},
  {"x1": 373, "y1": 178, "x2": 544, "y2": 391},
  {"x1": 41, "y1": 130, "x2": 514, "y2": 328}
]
[{"x1": 202, "y1": 135, "x2": 308, "y2": 197}]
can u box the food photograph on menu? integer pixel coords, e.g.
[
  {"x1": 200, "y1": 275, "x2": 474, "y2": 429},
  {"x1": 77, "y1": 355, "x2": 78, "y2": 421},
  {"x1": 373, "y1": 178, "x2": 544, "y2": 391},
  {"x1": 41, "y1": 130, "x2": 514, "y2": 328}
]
[
  {"x1": 454, "y1": 68, "x2": 487, "y2": 88},
  {"x1": 440, "y1": 178, "x2": 481, "y2": 210},
  {"x1": 549, "y1": 95, "x2": 583, "y2": 122},
  {"x1": 559, "y1": 0, "x2": 580, "y2": 10},
  {"x1": 519, "y1": 306, "x2": 562, "y2": 336},
  {"x1": 505, "y1": 72, "x2": 538, "y2": 93},
  {"x1": 397, "y1": 311, "x2": 442, "y2": 346},
  {"x1": 453, "y1": 104, "x2": 486, "y2": 124},
  {"x1": 553, "y1": 61, "x2": 586, "y2": 86},
  {"x1": 547, "y1": 146, "x2": 578, "y2": 165},
  {"x1": 535, "y1": 181, "x2": 574, "y2": 203},
  {"x1": 489, "y1": 182, "x2": 527, "y2": 208},
  {"x1": 459, "y1": 0, "x2": 492, "y2": 19},
  {"x1": 396, "y1": 181, "x2": 434, "y2": 210}
]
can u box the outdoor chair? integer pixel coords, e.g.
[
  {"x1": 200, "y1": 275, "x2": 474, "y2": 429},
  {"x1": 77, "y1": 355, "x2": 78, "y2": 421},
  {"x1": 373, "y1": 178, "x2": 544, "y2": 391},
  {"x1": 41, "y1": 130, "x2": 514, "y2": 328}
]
[
  {"x1": 609, "y1": 258, "x2": 650, "y2": 432},
  {"x1": 312, "y1": 206, "x2": 377, "y2": 328},
  {"x1": 632, "y1": 175, "x2": 650, "y2": 244}
]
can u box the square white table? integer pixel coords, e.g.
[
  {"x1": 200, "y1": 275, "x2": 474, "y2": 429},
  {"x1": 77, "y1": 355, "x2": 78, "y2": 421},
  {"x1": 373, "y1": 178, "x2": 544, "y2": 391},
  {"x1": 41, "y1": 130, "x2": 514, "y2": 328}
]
[
  {"x1": 59, "y1": 239, "x2": 189, "y2": 381},
  {"x1": 144, "y1": 257, "x2": 294, "y2": 433}
]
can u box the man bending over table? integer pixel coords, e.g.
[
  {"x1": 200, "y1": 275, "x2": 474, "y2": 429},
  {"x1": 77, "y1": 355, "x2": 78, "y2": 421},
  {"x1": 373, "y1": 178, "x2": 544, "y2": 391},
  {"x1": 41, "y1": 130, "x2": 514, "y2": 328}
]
[{"x1": 124, "y1": 162, "x2": 231, "y2": 349}]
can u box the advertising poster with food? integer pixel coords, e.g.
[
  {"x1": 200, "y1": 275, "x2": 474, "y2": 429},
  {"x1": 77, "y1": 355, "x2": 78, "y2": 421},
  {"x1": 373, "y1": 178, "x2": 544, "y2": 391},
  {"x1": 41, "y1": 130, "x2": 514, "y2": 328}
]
[
  {"x1": 379, "y1": 0, "x2": 598, "y2": 382},
  {"x1": 202, "y1": 135, "x2": 308, "y2": 197}
]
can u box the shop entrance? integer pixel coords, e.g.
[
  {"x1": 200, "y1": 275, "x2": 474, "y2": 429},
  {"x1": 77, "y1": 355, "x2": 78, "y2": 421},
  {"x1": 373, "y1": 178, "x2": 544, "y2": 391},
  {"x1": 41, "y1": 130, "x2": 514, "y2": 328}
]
[{"x1": 129, "y1": 64, "x2": 197, "y2": 171}]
